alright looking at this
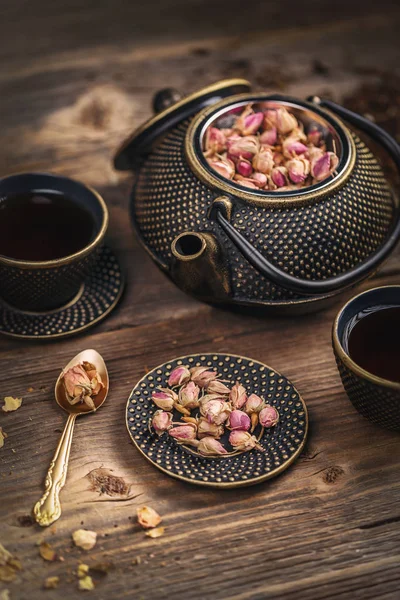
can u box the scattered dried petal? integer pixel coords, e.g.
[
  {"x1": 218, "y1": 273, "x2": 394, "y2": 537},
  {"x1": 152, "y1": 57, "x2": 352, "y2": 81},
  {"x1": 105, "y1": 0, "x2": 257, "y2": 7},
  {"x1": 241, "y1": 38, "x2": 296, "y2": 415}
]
[
  {"x1": 0, "y1": 590, "x2": 10, "y2": 600},
  {"x1": 72, "y1": 530, "x2": 97, "y2": 551},
  {"x1": 39, "y1": 541, "x2": 58, "y2": 562},
  {"x1": 78, "y1": 575, "x2": 95, "y2": 591},
  {"x1": 0, "y1": 428, "x2": 7, "y2": 449},
  {"x1": 2, "y1": 397, "x2": 22, "y2": 412},
  {"x1": 44, "y1": 576, "x2": 60, "y2": 589},
  {"x1": 77, "y1": 564, "x2": 90, "y2": 579},
  {"x1": 137, "y1": 506, "x2": 162, "y2": 529},
  {"x1": 145, "y1": 526, "x2": 165, "y2": 539}
]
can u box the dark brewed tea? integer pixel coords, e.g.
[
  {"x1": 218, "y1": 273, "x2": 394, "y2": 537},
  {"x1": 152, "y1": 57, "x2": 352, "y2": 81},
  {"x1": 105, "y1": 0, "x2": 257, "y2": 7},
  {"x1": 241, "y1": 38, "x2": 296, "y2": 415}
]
[
  {"x1": 347, "y1": 306, "x2": 400, "y2": 383},
  {"x1": 0, "y1": 191, "x2": 95, "y2": 261}
]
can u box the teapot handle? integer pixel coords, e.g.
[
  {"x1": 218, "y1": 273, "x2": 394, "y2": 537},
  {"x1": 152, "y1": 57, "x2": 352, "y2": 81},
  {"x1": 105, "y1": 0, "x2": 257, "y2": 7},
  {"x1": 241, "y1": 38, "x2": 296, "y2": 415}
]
[{"x1": 213, "y1": 99, "x2": 400, "y2": 296}]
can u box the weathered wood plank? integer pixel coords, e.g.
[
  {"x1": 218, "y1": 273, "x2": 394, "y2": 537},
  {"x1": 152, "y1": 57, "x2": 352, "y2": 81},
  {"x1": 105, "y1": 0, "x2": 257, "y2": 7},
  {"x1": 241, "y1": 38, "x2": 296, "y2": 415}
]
[{"x1": 1, "y1": 4, "x2": 400, "y2": 600}]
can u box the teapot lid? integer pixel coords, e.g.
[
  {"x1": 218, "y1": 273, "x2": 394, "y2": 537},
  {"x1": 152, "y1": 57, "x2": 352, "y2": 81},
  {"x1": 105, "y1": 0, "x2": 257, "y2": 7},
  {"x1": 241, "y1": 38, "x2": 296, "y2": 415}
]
[{"x1": 113, "y1": 79, "x2": 251, "y2": 170}]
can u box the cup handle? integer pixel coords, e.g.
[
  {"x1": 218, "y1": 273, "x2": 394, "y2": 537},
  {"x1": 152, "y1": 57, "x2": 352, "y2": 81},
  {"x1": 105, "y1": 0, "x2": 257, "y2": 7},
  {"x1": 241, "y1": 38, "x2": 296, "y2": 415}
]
[{"x1": 212, "y1": 100, "x2": 400, "y2": 296}]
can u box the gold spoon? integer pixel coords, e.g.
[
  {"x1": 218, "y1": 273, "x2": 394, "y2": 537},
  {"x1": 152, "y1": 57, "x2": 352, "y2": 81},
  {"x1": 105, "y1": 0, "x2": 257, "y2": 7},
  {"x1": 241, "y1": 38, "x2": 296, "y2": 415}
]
[{"x1": 33, "y1": 349, "x2": 109, "y2": 527}]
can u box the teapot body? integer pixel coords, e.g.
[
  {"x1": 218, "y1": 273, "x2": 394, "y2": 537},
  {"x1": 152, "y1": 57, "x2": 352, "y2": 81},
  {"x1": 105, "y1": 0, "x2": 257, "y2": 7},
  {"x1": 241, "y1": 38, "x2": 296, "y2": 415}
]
[{"x1": 130, "y1": 96, "x2": 396, "y2": 311}]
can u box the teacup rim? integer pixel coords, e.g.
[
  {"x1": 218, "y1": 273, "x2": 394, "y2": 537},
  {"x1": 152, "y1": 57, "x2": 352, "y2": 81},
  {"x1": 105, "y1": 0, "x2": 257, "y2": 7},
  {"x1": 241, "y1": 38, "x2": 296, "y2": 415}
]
[
  {"x1": 332, "y1": 285, "x2": 400, "y2": 392},
  {"x1": 0, "y1": 172, "x2": 108, "y2": 268}
]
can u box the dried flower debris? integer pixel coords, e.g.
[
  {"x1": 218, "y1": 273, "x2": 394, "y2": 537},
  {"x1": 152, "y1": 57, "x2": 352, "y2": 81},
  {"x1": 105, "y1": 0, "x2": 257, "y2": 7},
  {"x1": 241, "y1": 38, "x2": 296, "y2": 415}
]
[
  {"x1": 203, "y1": 103, "x2": 339, "y2": 191},
  {"x1": 72, "y1": 530, "x2": 97, "y2": 551},
  {"x1": 2, "y1": 397, "x2": 22, "y2": 412},
  {"x1": 0, "y1": 428, "x2": 7, "y2": 449},
  {"x1": 0, "y1": 543, "x2": 22, "y2": 582},
  {"x1": 149, "y1": 366, "x2": 279, "y2": 456},
  {"x1": 0, "y1": 590, "x2": 10, "y2": 600},
  {"x1": 38, "y1": 541, "x2": 59, "y2": 562},
  {"x1": 62, "y1": 361, "x2": 104, "y2": 410},
  {"x1": 145, "y1": 527, "x2": 165, "y2": 539},
  {"x1": 137, "y1": 506, "x2": 162, "y2": 529},
  {"x1": 44, "y1": 576, "x2": 60, "y2": 589},
  {"x1": 78, "y1": 575, "x2": 95, "y2": 591}
]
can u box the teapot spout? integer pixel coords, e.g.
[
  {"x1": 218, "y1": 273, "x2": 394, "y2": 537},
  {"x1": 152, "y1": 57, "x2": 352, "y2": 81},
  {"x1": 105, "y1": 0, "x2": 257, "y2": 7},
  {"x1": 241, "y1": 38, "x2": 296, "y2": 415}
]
[{"x1": 170, "y1": 232, "x2": 231, "y2": 301}]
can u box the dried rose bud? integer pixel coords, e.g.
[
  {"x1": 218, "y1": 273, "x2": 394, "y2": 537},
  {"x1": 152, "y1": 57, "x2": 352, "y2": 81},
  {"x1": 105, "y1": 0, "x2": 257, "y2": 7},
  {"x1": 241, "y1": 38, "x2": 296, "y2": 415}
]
[
  {"x1": 271, "y1": 166, "x2": 289, "y2": 188},
  {"x1": 287, "y1": 157, "x2": 310, "y2": 184},
  {"x1": 197, "y1": 436, "x2": 228, "y2": 456},
  {"x1": 276, "y1": 107, "x2": 298, "y2": 134},
  {"x1": 283, "y1": 138, "x2": 308, "y2": 157},
  {"x1": 63, "y1": 365, "x2": 92, "y2": 399},
  {"x1": 310, "y1": 152, "x2": 330, "y2": 181},
  {"x1": 228, "y1": 409, "x2": 251, "y2": 431},
  {"x1": 207, "y1": 155, "x2": 236, "y2": 179},
  {"x1": 252, "y1": 147, "x2": 274, "y2": 174},
  {"x1": 260, "y1": 127, "x2": 277, "y2": 146},
  {"x1": 311, "y1": 151, "x2": 338, "y2": 181},
  {"x1": 245, "y1": 393, "x2": 264, "y2": 414},
  {"x1": 328, "y1": 151, "x2": 339, "y2": 172},
  {"x1": 236, "y1": 158, "x2": 253, "y2": 177},
  {"x1": 200, "y1": 399, "x2": 231, "y2": 425},
  {"x1": 150, "y1": 410, "x2": 173, "y2": 436},
  {"x1": 251, "y1": 172, "x2": 268, "y2": 188},
  {"x1": 221, "y1": 128, "x2": 234, "y2": 137},
  {"x1": 190, "y1": 367, "x2": 218, "y2": 388},
  {"x1": 236, "y1": 107, "x2": 264, "y2": 135},
  {"x1": 233, "y1": 175, "x2": 259, "y2": 189},
  {"x1": 168, "y1": 366, "x2": 190, "y2": 387},
  {"x1": 229, "y1": 430, "x2": 263, "y2": 452},
  {"x1": 308, "y1": 146, "x2": 324, "y2": 162},
  {"x1": 169, "y1": 423, "x2": 197, "y2": 443},
  {"x1": 226, "y1": 133, "x2": 242, "y2": 149},
  {"x1": 197, "y1": 417, "x2": 224, "y2": 439},
  {"x1": 178, "y1": 381, "x2": 200, "y2": 410},
  {"x1": 207, "y1": 380, "x2": 231, "y2": 395},
  {"x1": 228, "y1": 136, "x2": 259, "y2": 161},
  {"x1": 246, "y1": 393, "x2": 265, "y2": 432},
  {"x1": 307, "y1": 127, "x2": 322, "y2": 145},
  {"x1": 151, "y1": 389, "x2": 177, "y2": 411},
  {"x1": 263, "y1": 109, "x2": 278, "y2": 129},
  {"x1": 204, "y1": 127, "x2": 226, "y2": 155},
  {"x1": 273, "y1": 151, "x2": 284, "y2": 166},
  {"x1": 229, "y1": 382, "x2": 247, "y2": 409},
  {"x1": 259, "y1": 405, "x2": 279, "y2": 428}
]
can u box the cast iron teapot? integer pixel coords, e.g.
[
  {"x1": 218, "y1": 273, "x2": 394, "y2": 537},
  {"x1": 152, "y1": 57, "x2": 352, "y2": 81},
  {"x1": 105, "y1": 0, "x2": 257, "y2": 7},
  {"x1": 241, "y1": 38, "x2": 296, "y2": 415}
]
[{"x1": 114, "y1": 79, "x2": 400, "y2": 312}]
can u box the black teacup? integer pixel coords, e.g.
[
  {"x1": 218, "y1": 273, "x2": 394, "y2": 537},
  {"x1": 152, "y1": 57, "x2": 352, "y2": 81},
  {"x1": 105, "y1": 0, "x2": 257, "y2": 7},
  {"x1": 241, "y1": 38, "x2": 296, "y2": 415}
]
[
  {"x1": 332, "y1": 285, "x2": 400, "y2": 430},
  {"x1": 0, "y1": 173, "x2": 108, "y2": 312}
]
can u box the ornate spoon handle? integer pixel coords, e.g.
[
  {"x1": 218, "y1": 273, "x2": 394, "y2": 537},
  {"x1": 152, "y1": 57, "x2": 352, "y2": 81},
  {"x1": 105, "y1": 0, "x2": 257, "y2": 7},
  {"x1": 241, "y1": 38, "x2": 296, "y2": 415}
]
[{"x1": 33, "y1": 413, "x2": 77, "y2": 527}]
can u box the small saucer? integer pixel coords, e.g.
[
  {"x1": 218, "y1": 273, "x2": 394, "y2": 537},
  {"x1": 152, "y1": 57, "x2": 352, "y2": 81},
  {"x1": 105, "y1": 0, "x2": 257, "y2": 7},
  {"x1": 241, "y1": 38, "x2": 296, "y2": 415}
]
[
  {"x1": 0, "y1": 246, "x2": 124, "y2": 340},
  {"x1": 126, "y1": 353, "x2": 308, "y2": 488}
]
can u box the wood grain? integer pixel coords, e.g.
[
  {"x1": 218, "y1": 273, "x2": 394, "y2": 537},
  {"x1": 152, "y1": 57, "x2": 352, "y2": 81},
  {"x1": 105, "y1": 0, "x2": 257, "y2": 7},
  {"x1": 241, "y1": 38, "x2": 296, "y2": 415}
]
[{"x1": 1, "y1": 3, "x2": 400, "y2": 599}]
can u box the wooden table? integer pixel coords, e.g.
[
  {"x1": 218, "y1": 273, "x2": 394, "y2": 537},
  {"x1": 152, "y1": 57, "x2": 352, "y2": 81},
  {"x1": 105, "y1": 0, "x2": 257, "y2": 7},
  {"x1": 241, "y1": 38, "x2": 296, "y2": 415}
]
[{"x1": 1, "y1": 3, "x2": 400, "y2": 598}]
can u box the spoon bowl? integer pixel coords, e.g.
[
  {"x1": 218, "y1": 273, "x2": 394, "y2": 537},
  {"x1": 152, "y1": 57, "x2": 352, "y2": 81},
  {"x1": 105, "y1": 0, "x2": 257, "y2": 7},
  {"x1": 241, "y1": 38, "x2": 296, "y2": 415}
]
[
  {"x1": 34, "y1": 349, "x2": 109, "y2": 526},
  {"x1": 55, "y1": 348, "x2": 109, "y2": 414}
]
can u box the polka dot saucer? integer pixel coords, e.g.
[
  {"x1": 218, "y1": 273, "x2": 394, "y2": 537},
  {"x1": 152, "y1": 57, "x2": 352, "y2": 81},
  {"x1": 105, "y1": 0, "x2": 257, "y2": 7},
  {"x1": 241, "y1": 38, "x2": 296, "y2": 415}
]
[
  {"x1": 0, "y1": 246, "x2": 124, "y2": 339},
  {"x1": 126, "y1": 353, "x2": 308, "y2": 488}
]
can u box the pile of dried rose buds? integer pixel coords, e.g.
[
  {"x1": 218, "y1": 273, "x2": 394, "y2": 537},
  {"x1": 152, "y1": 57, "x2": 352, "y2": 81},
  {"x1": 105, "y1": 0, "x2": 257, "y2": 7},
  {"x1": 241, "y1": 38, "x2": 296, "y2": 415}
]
[
  {"x1": 149, "y1": 365, "x2": 279, "y2": 456},
  {"x1": 203, "y1": 103, "x2": 339, "y2": 191},
  {"x1": 63, "y1": 361, "x2": 104, "y2": 410}
]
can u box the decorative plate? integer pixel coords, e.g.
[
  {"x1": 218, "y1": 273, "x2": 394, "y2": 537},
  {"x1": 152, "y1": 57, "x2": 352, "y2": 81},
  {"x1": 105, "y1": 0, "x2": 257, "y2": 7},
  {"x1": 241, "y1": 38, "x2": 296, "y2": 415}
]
[
  {"x1": 0, "y1": 246, "x2": 124, "y2": 339},
  {"x1": 126, "y1": 353, "x2": 308, "y2": 488}
]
